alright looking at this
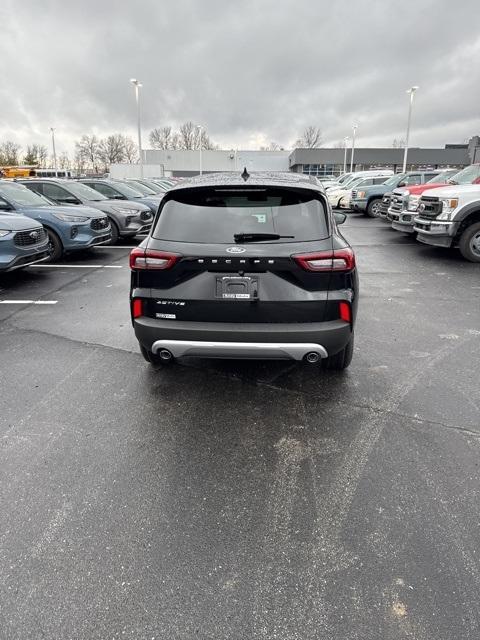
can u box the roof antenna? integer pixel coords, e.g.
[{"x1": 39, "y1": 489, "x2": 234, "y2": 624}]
[{"x1": 241, "y1": 166, "x2": 250, "y2": 182}]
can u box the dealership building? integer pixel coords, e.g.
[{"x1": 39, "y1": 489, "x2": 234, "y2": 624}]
[{"x1": 110, "y1": 136, "x2": 479, "y2": 179}]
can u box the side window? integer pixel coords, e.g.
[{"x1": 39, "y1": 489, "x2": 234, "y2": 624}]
[
  {"x1": 25, "y1": 182, "x2": 44, "y2": 195},
  {"x1": 361, "y1": 179, "x2": 374, "y2": 186},
  {"x1": 91, "y1": 183, "x2": 118, "y2": 198},
  {"x1": 43, "y1": 183, "x2": 76, "y2": 202},
  {"x1": 373, "y1": 177, "x2": 387, "y2": 184},
  {"x1": 425, "y1": 173, "x2": 438, "y2": 182},
  {"x1": 404, "y1": 175, "x2": 421, "y2": 185}
]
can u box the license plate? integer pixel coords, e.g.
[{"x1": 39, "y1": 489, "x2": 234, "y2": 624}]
[{"x1": 216, "y1": 276, "x2": 259, "y2": 300}]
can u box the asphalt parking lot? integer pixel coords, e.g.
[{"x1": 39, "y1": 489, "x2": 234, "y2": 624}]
[{"x1": 1, "y1": 214, "x2": 479, "y2": 639}]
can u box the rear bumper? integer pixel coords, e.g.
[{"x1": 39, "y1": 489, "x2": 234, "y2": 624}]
[{"x1": 134, "y1": 317, "x2": 352, "y2": 359}]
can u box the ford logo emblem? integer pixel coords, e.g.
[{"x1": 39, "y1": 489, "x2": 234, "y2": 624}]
[{"x1": 226, "y1": 247, "x2": 246, "y2": 254}]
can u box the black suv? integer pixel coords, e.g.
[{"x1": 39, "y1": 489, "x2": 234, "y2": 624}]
[{"x1": 130, "y1": 172, "x2": 359, "y2": 370}]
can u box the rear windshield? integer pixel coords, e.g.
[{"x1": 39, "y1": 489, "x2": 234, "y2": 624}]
[{"x1": 153, "y1": 187, "x2": 329, "y2": 243}]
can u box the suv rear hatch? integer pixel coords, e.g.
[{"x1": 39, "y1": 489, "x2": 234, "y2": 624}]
[{"x1": 131, "y1": 186, "x2": 350, "y2": 324}]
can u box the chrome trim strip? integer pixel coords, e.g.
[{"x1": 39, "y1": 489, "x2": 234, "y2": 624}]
[{"x1": 151, "y1": 340, "x2": 328, "y2": 361}]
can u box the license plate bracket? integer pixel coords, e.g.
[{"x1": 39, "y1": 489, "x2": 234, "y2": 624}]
[{"x1": 216, "y1": 276, "x2": 259, "y2": 300}]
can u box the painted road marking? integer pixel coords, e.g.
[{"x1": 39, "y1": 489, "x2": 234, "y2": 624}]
[
  {"x1": 0, "y1": 300, "x2": 58, "y2": 305},
  {"x1": 93, "y1": 245, "x2": 136, "y2": 249},
  {"x1": 29, "y1": 264, "x2": 123, "y2": 268}
]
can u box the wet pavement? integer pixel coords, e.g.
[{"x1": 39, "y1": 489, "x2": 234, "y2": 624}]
[{"x1": 1, "y1": 215, "x2": 479, "y2": 639}]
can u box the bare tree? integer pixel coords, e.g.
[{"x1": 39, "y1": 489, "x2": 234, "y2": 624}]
[
  {"x1": 97, "y1": 134, "x2": 126, "y2": 171},
  {"x1": 0, "y1": 141, "x2": 22, "y2": 165},
  {"x1": 150, "y1": 126, "x2": 173, "y2": 150},
  {"x1": 58, "y1": 152, "x2": 71, "y2": 170},
  {"x1": 260, "y1": 141, "x2": 282, "y2": 151},
  {"x1": 123, "y1": 136, "x2": 138, "y2": 163},
  {"x1": 179, "y1": 121, "x2": 196, "y2": 150},
  {"x1": 392, "y1": 138, "x2": 406, "y2": 148},
  {"x1": 75, "y1": 135, "x2": 100, "y2": 172},
  {"x1": 23, "y1": 144, "x2": 49, "y2": 166},
  {"x1": 295, "y1": 126, "x2": 323, "y2": 149}
]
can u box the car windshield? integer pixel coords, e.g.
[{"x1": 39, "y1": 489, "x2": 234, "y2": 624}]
[
  {"x1": 0, "y1": 182, "x2": 52, "y2": 207},
  {"x1": 125, "y1": 181, "x2": 157, "y2": 196},
  {"x1": 67, "y1": 182, "x2": 108, "y2": 201},
  {"x1": 448, "y1": 164, "x2": 480, "y2": 184},
  {"x1": 108, "y1": 182, "x2": 144, "y2": 198},
  {"x1": 427, "y1": 169, "x2": 457, "y2": 183},
  {"x1": 384, "y1": 173, "x2": 406, "y2": 186},
  {"x1": 153, "y1": 187, "x2": 329, "y2": 243}
]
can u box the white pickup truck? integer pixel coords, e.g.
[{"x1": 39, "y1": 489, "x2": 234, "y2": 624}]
[{"x1": 413, "y1": 184, "x2": 480, "y2": 262}]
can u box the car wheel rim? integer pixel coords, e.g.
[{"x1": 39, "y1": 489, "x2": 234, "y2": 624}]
[
  {"x1": 470, "y1": 232, "x2": 480, "y2": 257},
  {"x1": 371, "y1": 202, "x2": 380, "y2": 216}
]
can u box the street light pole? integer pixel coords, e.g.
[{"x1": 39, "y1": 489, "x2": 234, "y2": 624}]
[
  {"x1": 402, "y1": 86, "x2": 419, "y2": 174},
  {"x1": 350, "y1": 125, "x2": 357, "y2": 172},
  {"x1": 343, "y1": 136, "x2": 349, "y2": 174},
  {"x1": 50, "y1": 127, "x2": 57, "y2": 173},
  {"x1": 130, "y1": 78, "x2": 143, "y2": 177},
  {"x1": 196, "y1": 125, "x2": 203, "y2": 175}
]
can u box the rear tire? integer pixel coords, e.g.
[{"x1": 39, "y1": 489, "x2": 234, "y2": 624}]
[
  {"x1": 46, "y1": 228, "x2": 63, "y2": 262},
  {"x1": 323, "y1": 333, "x2": 354, "y2": 370},
  {"x1": 366, "y1": 199, "x2": 382, "y2": 218},
  {"x1": 139, "y1": 344, "x2": 174, "y2": 366},
  {"x1": 458, "y1": 222, "x2": 480, "y2": 262}
]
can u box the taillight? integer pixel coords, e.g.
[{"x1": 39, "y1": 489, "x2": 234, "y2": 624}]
[
  {"x1": 129, "y1": 247, "x2": 180, "y2": 270},
  {"x1": 339, "y1": 301, "x2": 351, "y2": 323},
  {"x1": 132, "y1": 298, "x2": 143, "y2": 318},
  {"x1": 293, "y1": 248, "x2": 355, "y2": 272}
]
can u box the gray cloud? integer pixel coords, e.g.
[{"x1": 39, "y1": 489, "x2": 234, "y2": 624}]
[{"x1": 1, "y1": 0, "x2": 479, "y2": 155}]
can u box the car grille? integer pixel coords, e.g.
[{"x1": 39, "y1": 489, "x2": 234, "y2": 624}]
[
  {"x1": 418, "y1": 196, "x2": 442, "y2": 219},
  {"x1": 378, "y1": 195, "x2": 391, "y2": 215},
  {"x1": 91, "y1": 217, "x2": 109, "y2": 230},
  {"x1": 390, "y1": 195, "x2": 404, "y2": 212},
  {"x1": 351, "y1": 190, "x2": 358, "y2": 199},
  {"x1": 140, "y1": 211, "x2": 151, "y2": 221},
  {"x1": 14, "y1": 227, "x2": 47, "y2": 247}
]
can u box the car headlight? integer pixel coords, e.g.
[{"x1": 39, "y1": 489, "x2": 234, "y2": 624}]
[
  {"x1": 0, "y1": 229, "x2": 11, "y2": 237},
  {"x1": 52, "y1": 213, "x2": 89, "y2": 222},
  {"x1": 356, "y1": 191, "x2": 366, "y2": 199},
  {"x1": 407, "y1": 195, "x2": 420, "y2": 211},
  {"x1": 437, "y1": 198, "x2": 459, "y2": 220},
  {"x1": 113, "y1": 206, "x2": 139, "y2": 214}
]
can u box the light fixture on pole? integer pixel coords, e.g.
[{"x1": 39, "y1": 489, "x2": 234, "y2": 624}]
[
  {"x1": 196, "y1": 125, "x2": 203, "y2": 175},
  {"x1": 343, "y1": 136, "x2": 350, "y2": 174},
  {"x1": 130, "y1": 78, "x2": 143, "y2": 177},
  {"x1": 50, "y1": 127, "x2": 57, "y2": 173},
  {"x1": 402, "y1": 86, "x2": 419, "y2": 174},
  {"x1": 350, "y1": 125, "x2": 358, "y2": 172}
]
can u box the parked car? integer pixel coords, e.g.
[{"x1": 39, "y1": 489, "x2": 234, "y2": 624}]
[
  {"x1": 19, "y1": 178, "x2": 152, "y2": 244},
  {"x1": 125, "y1": 178, "x2": 170, "y2": 195},
  {"x1": 328, "y1": 176, "x2": 389, "y2": 209},
  {"x1": 0, "y1": 213, "x2": 50, "y2": 272},
  {"x1": 0, "y1": 181, "x2": 111, "y2": 261},
  {"x1": 78, "y1": 178, "x2": 162, "y2": 216},
  {"x1": 386, "y1": 169, "x2": 462, "y2": 233},
  {"x1": 350, "y1": 170, "x2": 442, "y2": 217},
  {"x1": 413, "y1": 184, "x2": 480, "y2": 262},
  {"x1": 130, "y1": 171, "x2": 358, "y2": 370},
  {"x1": 325, "y1": 169, "x2": 393, "y2": 191}
]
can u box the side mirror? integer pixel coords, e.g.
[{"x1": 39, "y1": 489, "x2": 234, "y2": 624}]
[
  {"x1": 59, "y1": 196, "x2": 81, "y2": 205},
  {"x1": 113, "y1": 194, "x2": 126, "y2": 200},
  {"x1": 334, "y1": 212, "x2": 347, "y2": 225},
  {"x1": 397, "y1": 181, "x2": 406, "y2": 187},
  {"x1": 0, "y1": 200, "x2": 12, "y2": 211}
]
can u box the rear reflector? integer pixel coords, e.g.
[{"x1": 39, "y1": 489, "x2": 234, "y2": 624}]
[
  {"x1": 132, "y1": 298, "x2": 143, "y2": 318},
  {"x1": 339, "y1": 301, "x2": 351, "y2": 323},
  {"x1": 293, "y1": 248, "x2": 355, "y2": 272},
  {"x1": 129, "y1": 247, "x2": 180, "y2": 270}
]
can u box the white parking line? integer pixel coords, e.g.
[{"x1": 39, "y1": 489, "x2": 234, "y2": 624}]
[
  {"x1": 0, "y1": 300, "x2": 58, "y2": 305},
  {"x1": 30, "y1": 264, "x2": 123, "y2": 269},
  {"x1": 93, "y1": 246, "x2": 136, "y2": 249}
]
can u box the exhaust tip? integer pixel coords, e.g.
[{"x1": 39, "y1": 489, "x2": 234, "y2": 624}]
[
  {"x1": 305, "y1": 351, "x2": 321, "y2": 363},
  {"x1": 159, "y1": 349, "x2": 173, "y2": 361}
]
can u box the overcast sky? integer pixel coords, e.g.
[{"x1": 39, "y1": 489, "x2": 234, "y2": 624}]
[{"x1": 1, "y1": 0, "x2": 480, "y2": 155}]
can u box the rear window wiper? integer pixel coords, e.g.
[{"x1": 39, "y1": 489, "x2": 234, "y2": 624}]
[{"x1": 234, "y1": 233, "x2": 295, "y2": 243}]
